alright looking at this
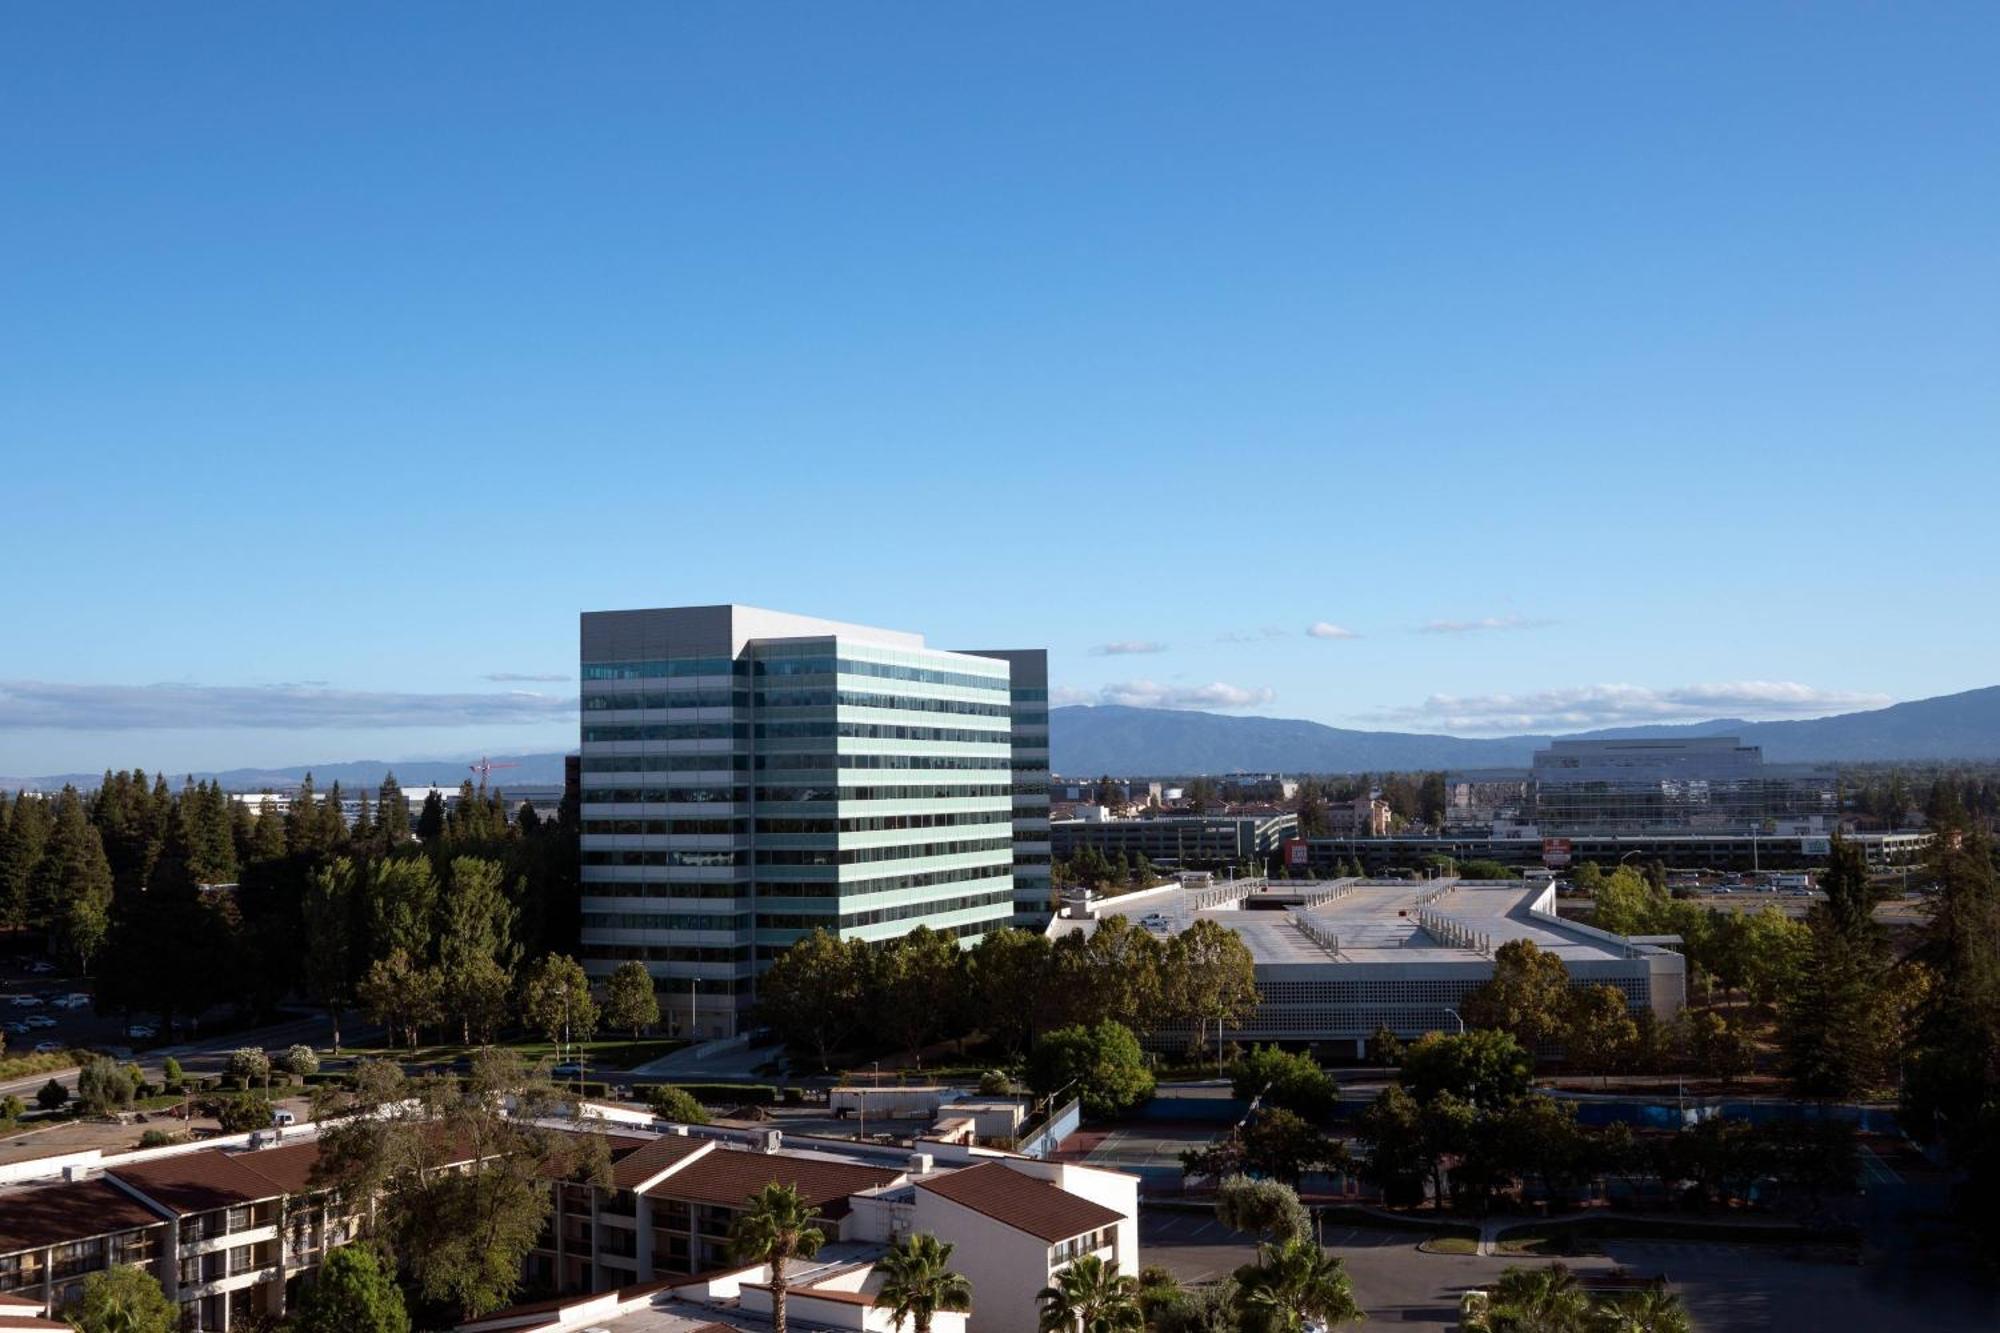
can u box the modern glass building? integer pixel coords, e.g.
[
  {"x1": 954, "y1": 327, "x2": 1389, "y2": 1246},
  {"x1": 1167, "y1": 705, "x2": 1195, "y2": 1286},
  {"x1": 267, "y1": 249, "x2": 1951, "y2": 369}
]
[
  {"x1": 1527, "y1": 737, "x2": 1837, "y2": 832},
  {"x1": 578, "y1": 605, "x2": 1024, "y2": 1038},
  {"x1": 957, "y1": 649, "x2": 1052, "y2": 925}
]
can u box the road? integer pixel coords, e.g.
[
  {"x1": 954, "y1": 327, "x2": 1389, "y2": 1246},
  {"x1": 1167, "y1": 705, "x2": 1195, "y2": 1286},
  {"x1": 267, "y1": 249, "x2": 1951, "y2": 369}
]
[{"x1": 1138, "y1": 1208, "x2": 2000, "y2": 1331}]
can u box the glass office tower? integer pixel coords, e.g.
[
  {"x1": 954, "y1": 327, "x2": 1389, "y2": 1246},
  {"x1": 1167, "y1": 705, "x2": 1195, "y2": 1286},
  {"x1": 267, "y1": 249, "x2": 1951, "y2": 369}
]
[
  {"x1": 959, "y1": 649, "x2": 1052, "y2": 925},
  {"x1": 579, "y1": 605, "x2": 1020, "y2": 1038}
]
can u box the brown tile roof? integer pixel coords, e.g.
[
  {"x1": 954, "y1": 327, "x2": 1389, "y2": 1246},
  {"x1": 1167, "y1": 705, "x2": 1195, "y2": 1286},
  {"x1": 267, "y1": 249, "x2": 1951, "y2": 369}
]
[
  {"x1": 0, "y1": 1178, "x2": 166, "y2": 1253},
  {"x1": 107, "y1": 1150, "x2": 288, "y2": 1216},
  {"x1": 609, "y1": 1134, "x2": 711, "y2": 1190},
  {"x1": 643, "y1": 1147, "x2": 900, "y2": 1212},
  {"x1": 227, "y1": 1140, "x2": 326, "y2": 1196},
  {"x1": 916, "y1": 1162, "x2": 1123, "y2": 1242}
]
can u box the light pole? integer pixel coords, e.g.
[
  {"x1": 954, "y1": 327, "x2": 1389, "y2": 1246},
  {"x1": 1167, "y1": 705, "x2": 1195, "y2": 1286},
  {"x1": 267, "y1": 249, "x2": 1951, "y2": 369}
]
[
  {"x1": 1441, "y1": 1008, "x2": 1465, "y2": 1036},
  {"x1": 689, "y1": 977, "x2": 699, "y2": 1042}
]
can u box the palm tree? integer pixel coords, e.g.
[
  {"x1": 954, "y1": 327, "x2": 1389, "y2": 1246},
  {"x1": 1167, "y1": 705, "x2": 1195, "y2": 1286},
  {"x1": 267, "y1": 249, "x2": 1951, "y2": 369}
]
[
  {"x1": 876, "y1": 1231, "x2": 973, "y2": 1333},
  {"x1": 1461, "y1": 1263, "x2": 1593, "y2": 1333},
  {"x1": 729, "y1": 1182, "x2": 826, "y2": 1333},
  {"x1": 1231, "y1": 1235, "x2": 1364, "y2": 1331},
  {"x1": 1036, "y1": 1253, "x2": 1144, "y2": 1333},
  {"x1": 1592, "y1": 1284, "x2": 1691, "y2": 1333}
]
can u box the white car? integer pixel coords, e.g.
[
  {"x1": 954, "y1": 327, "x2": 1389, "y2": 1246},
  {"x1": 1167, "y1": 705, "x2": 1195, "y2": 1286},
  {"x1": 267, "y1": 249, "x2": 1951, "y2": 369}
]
[
  {"x1": 24, "y1": 1014, "x2": 57, "y2": 1029},
  {"x1": 55, "y1": 994, "x2": 90, "y2": 1009},
  {"x1": 32, "y1": 1041, "x2": 62, "y2": 1054},
  {"x1": 8, "y1": 995, "x2": 41, "y2": 1008},
  {"x1": 25, "y1": 961, "x2": 54, "y2": 975},
  {"x1": 125, "y1": 1024, "x2": 157, "y2": 1040}
]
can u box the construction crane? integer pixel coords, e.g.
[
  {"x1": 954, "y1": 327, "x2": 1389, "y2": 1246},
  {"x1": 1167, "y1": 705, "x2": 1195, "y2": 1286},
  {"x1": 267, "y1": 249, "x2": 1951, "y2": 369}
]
[{"x1": 469, "y1": 756, "x2": 520, "y2": 785}]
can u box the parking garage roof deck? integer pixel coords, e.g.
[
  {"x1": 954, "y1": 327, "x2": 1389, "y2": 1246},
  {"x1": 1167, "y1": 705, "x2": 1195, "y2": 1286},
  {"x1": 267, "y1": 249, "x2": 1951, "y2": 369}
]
[{"x1": 1072, "y1": 877, "x2": 1650, "y2": 965}]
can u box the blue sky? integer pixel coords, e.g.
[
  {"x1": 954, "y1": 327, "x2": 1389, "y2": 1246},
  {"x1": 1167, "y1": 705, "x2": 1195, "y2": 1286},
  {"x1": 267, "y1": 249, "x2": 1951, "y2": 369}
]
[{"x1": 3, "y1": 4, "x2": 1998, "y2": 775}]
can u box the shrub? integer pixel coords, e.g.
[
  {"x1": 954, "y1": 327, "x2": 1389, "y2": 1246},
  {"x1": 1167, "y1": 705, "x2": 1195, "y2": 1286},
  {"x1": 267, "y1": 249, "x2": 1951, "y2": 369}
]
[
  {"x1": 77, "y1": 1057, "x2": 137, "y2": 1116},
  {"x1": 978, "y1": 1070, "x2": 1013, "y2": 1096},
  {"x1": 665, "y1": 1082, "x2": 777, "y2": 1106},
  {"x1": 1215, "y1": 1174, "x2": 1312, "y2": 1242},
  {"x1": 782, "y1": 1086, "x2": 806, "y2": 1106},
  {"x1": 138, "y1": 1128, "x2": 185, "y2": 1149},
  {"x1": 642, "y1": 1085, "x2": 711, "y2": 1125},
  {"x1": 228, "y1": 1048, "x2": 272, "y2": 1085},
  {"x1": 284, "y1": 1044, "x2": 321, "y2": 1077},
  {"x1": 1, "y1": 1093, "x2": 24, "y2": 1121},
  {"x1": 215, "y1": 1095, "x2": 274, "y2": 1134},
  {"x1": 36, "y1": 1078, "x2": 68, "y2": 1110},
  {"x1": 161, "y1": 1056, "x2": 184, "y2": 1087}
]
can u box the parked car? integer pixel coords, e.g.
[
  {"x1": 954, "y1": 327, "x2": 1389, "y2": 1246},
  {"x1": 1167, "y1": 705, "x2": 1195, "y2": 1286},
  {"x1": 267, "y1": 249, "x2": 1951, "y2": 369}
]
[
  {"x1": 8, "y1": 995, "x2": 41, "y2": 1008},
  {"x1": 55, "y1": 994, "x2": 91, "y2": 1009},
  {"x1": 126, "y1": 1023, "x2": 157, "y2": 1039},
  {"x1": 2, "y1": 1021, "x2": 28, "y2": 1036},
  {"x1": 24, "y1": 1015, "x2": 57, "y2": 1029},
  {"x1": 32, "y1": 1041, "x2": 62, "y2": 1054},
  {"x1": 25, "y1": 961, "x2": 55, "y2": 975}
]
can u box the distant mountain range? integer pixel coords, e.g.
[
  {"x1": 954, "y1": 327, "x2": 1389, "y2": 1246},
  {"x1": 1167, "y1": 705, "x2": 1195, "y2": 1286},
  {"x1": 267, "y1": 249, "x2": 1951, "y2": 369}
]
[
  {"x1": 1048, "y1": 686, "x2": 2000, "y2": 776},
  {"x1": 6, "y1": 686, "x2": 1998, "y2": 791}
]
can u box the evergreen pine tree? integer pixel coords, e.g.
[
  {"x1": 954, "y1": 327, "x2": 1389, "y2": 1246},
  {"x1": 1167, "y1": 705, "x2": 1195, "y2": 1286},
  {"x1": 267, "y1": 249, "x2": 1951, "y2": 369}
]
[
  {"x1": 0, "y1": 793, "x2": 52, "y2": 930},
  {"x1": 377, "y1": 773, "x2": 412, "y2": 847},
  {"x1": 414, "y1": 790, "x2": 446, "y2": 843}
]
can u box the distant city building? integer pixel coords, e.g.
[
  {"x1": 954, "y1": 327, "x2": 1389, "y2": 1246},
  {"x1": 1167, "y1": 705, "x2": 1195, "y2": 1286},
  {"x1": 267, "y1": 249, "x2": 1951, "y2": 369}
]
[
  {"x1": 578, "y1": 604, "x2": 1039, "y2": 1037},
  {"x1": 958, "y1": 649, "x2": 1054, "y2": 926},
  {"x1": 1050, "y1": 813, "x2": 1298, "y2": 868},
  {"x1": 1323, "y1": 793, "x2": 1392, "y2": 838},
  {"x1": 1526, "y1": 737, "x2": 1838, "y2": 833}
]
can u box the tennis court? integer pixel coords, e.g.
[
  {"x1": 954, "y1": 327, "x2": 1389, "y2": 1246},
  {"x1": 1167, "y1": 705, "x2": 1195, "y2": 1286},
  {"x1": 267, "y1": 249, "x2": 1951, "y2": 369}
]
[{"x1": 1083, "y1": 1124, "x2": 1222, "y2": 1185}]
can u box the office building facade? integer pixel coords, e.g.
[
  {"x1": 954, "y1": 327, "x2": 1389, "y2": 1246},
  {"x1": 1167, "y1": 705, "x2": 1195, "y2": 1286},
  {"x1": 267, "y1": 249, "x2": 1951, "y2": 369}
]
[
  {"x1": 960, "y1": 649, "x2": 1053, "y2": 925},
  {"x1": 579, "y1": 605, "x2": 1024, "y2": 1037},
  {"x1": 1527, "y1": 737, "x2": 1837, "y2": 833}
]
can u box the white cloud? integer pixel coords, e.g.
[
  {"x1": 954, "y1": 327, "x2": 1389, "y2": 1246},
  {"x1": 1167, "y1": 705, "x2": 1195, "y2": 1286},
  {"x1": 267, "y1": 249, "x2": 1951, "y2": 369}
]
[
  {"x1": 484, "y1": 671, "x2": 571, "y2": 683},
  {"x1": 1373, "y1": 681, "x2": 1891, "y2": 733},
  {"x1": 0, "y1": 681, "x2": 578, "y2": 731},
  {"x1": 1216, "y1": 626, "x2": 1288, "y2": 644},
  {"x1": 1068, "y1": 679, "x2": 1277, "y2": 711},
  {"x1": 1090, "y1": 640, "x2": 1168, "y2": 656},
  {"x1": 1306, "y1": 622, "x2": 1359, "y2": 640},
  {"x1": 1417, "y1": 615, "x2": 1554, "y2": 635}
]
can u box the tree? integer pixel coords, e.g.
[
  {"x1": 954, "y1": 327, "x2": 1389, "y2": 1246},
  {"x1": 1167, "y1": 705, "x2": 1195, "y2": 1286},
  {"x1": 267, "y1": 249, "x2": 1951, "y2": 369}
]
[
  {"x1": 876, "y1": 1231, "x2": 973, "y2": 1333},
  {"x1": 358, "y1": 949, "x2": 443, "y2": 1050},
  {"x1": 1233, "y1": 1235, "x2": 1363, "y2": 1332},
  {"x1": 1163, "y1": 920, "x2": 1260, "y2": 1058},
  {"x1": 285, "y1": 1044, "x2": 321, "y2": 1077},
  {"x1": 1036, "y1": 1252, "x2": 1142, "y2": 1333},
  {"x1": 969, "y1": 928, "x2": 1054, "y2": 1059},
  {"x1": 1214, "y1": 1175, "x2": 1311, "y2": 1243},
  {"x1": 365, "y1": 857, "x2": 439, "y2": 964},
  {"x1": 1563, "y1": 986, "x2": 1639, "y2": 1087},
  {"x1": 1782, "y1": 836, "x2": 1900, "y2": 1101},
  {"x1": 36, "y1": 1078, "x2": 68, "y2": 1110},
  {"x1": 415, "y1": 789, "x2": 447, "y2": 842},
  {"x1": 1231, "y1": 1046, "x2": 1336, "y2": 1120},
  {"x1": 437, "y1": 857, "x2": 519, "y2": 1043},
  {"x1": 1460, "y1": 1263, "x2": 1590, "y2": 1333},
  {"x1": 65, "y1": 1265, "x2": 178, "y2": 1333},
  {"x1": 642, "y1": 1085, "x2": 710, "y2": 1125},
  {"x1": 37, "y1": 788, "x2": 114, "y2": 972},
  {"x1": 229, "y1": 1046, "x2": 273, "y2": 1087},
  {"x1": 1239, "y1": 1108, "x2": 1347, "y2": 1186},
  {"x1": 1681, "y1": 1011, "x2": 1751, "y2": 1085},
  {"x1": 301, "y1": 858, "x2": 357, "y2": 1051},
  {"x1": 1399, "y1": 1030, "x2": 1531, "y2": 1111},
  {"x1": 1594, "y1": 1284, "x2": 1692, "y2": 1333},
  {"x1": 1354, "y1": 1084, "x2": 1473, "y2": 1210},
  {"x1": 519, "y1": 953, "x2": 598, "y2": 1058},
  {"x1": 756, "y1": 929, "x2": 873, "y2": 1069},
  {"x1": 290, "y1": 1242, "x2": 411, "y2": 1333},
  {"x1": 730, "y1": 1182, "x2": 826, "y2": 1333},
  {"x1": 217, "y1": 1094, "x2": 274, "y2": 1133},
  {"x1": 604, "y1": 960, "x2": 661, "y2": 1039},
  {"x1": 1, "y1": 1094, "x2": 24, "y2": 1122},
  {"x1": 314, "y1": 1049, "x2": 609, "y2": 1319},
  {"x1": 1590, "y1": 868, "x2": 1662, "y2": 936},
  {"x1": 1030, "y1": 1021, "x2": 1156, "y2": 1119},
  {"x1": 76, "y1": 1056, "x2": 136, "y2": 1115},
  {"x1": 877, "y1": 927, "x2": 967, "y2": 1059},
  {"x1": 1460, "y1": 939, "x2": 1572, "y2": 1048}
]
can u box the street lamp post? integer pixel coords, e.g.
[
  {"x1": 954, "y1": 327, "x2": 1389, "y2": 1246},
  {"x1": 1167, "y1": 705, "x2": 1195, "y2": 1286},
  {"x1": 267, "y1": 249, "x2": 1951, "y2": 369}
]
[{"x1": 1442, "y1": 1008, "x2": 1466, "y2": 1036}]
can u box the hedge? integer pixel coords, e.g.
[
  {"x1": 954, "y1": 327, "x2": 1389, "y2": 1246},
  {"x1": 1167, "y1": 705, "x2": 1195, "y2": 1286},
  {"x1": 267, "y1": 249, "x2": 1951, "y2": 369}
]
[{"x1": 658, "y1": 1083, "x2": 778, "y2": 1106}]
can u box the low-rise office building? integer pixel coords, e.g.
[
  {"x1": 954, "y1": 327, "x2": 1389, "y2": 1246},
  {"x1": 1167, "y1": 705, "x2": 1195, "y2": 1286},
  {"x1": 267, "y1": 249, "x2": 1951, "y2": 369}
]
[{"x1": 1050, "y1": 813, "x2": 1298, "y2": 870}]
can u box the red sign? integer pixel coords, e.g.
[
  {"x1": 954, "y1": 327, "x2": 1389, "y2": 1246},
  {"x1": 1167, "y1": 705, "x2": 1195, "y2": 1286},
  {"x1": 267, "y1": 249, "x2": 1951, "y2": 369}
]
[
  {"x1": 1542, "y1": 837, "x2": 1573, "y2": 868},
  {"x1": 1284, "y1": 839, "x2": 1311, "y2": 868}
]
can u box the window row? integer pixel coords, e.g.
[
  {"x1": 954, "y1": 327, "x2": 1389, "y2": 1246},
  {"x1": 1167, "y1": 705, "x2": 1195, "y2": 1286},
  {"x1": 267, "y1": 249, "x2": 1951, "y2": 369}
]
[
  {"x1": 756, "y1": 888, "x2": 1013, "y2": 932},
  {"x1": 582, "y1": 912, "x2": 747, "y2": 932},
  {"x1": 584, "y1": 785, "x2": 749, "y2": 804},
  {"x1": 583, "y1": 688, "x2": 744, "y2": 710},
  {"x1": 755, "y1": 810, "x2": 1011, "y2": 835},
  {"x1": 582, "y1": 754, "x2": 751, "y2": 774},
  {"x1": 583, "y1": 723, "x2": 747, "y2": 743},
  {"x1": 583, "y1": 819, "x2": 745, "y2": 837},
  {"x1": 753, "y1": 837, "x2": 1012, "y2": 866},
  {"x1": 754, "y1": 753, "x2": 1011, "y2": 773}
]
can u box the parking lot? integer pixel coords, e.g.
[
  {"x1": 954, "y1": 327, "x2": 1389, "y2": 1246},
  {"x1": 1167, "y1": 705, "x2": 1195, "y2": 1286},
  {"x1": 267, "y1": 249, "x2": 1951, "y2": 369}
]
[
  {"x1": 0, "y1": 954, "x2": 121, "y2": 1058},
  {"x1": 1140, "y1": 1207, "x2": 2000, "y2": 1330}
]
